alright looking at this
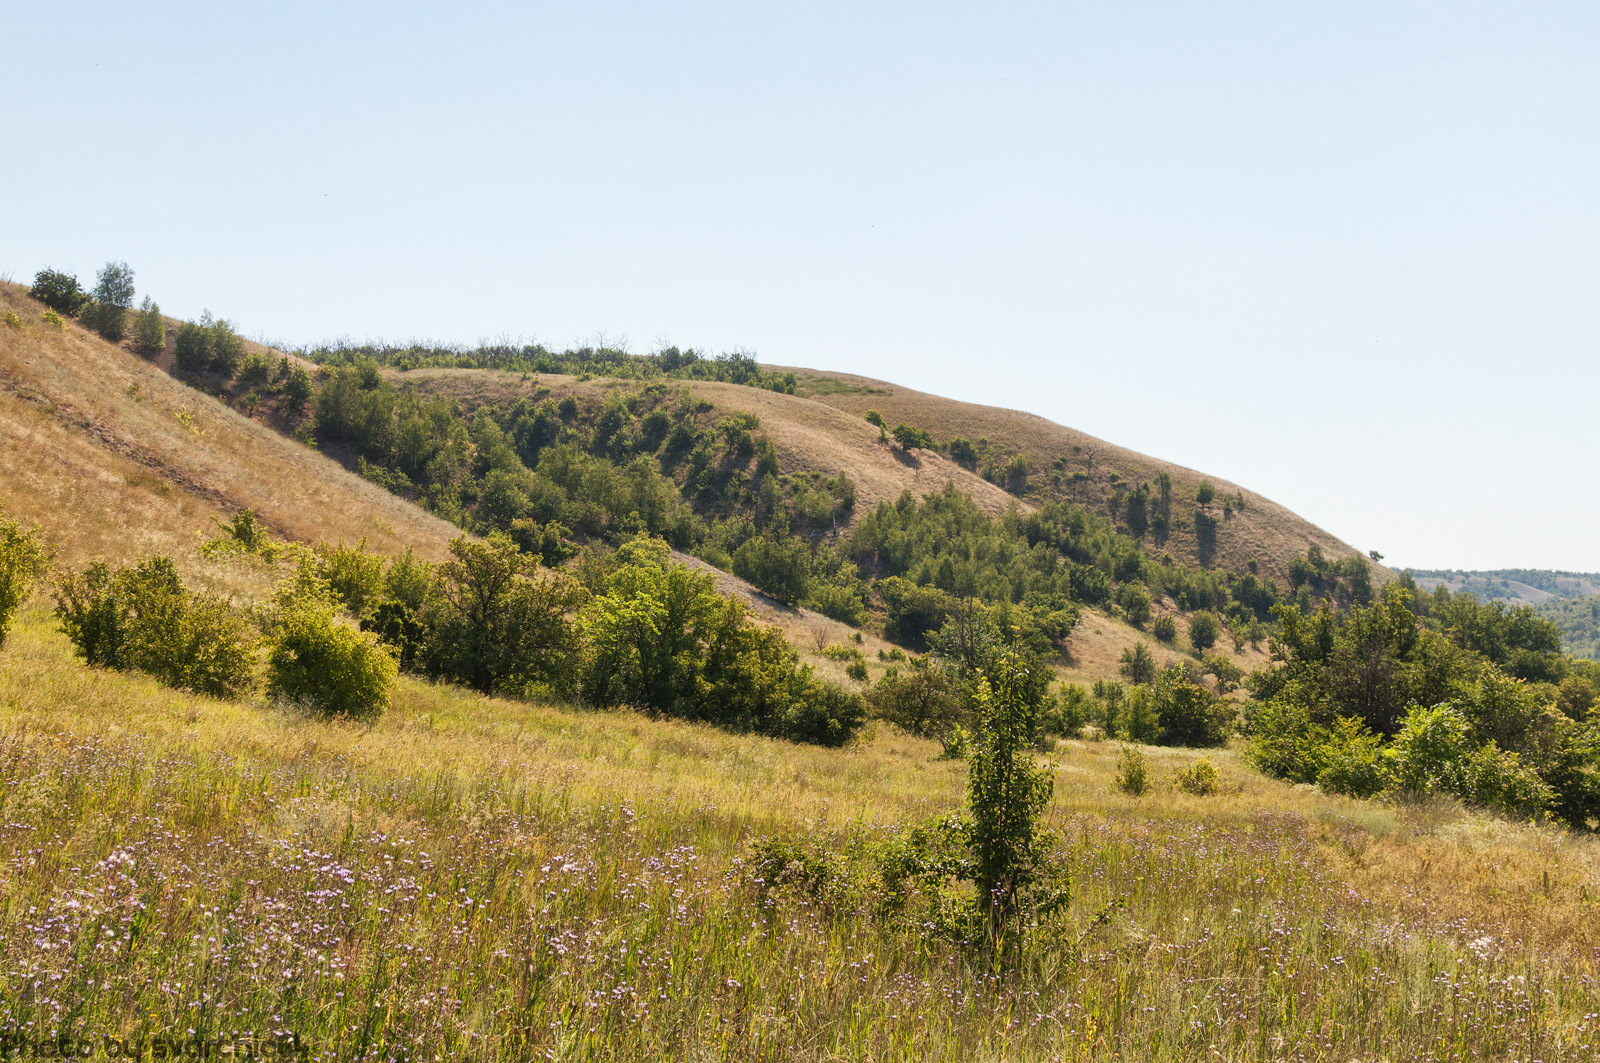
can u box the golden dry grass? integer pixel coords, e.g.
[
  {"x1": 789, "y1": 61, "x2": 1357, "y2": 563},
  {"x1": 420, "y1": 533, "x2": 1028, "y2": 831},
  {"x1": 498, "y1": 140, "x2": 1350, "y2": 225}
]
[
  {"x1": 0, "y1": 282, "x2": 460, "y2": 596},
  {"x1": 770, "y1": 364, "x2": 1389, "y2": 590},
  {"x1": 5, "y1": 604, "x2": 1600, "y2": 1059}
]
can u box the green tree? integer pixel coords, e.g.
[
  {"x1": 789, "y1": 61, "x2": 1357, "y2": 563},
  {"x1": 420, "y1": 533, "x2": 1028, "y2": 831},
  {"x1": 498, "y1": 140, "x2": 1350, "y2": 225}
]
[
  {"x1": 864, "y1": 410, "x2": 888, "y2": 441},
  {"x1": 1118, "y1": 641, "x2": 1157, "y2": 685},
  {"x1": 209, "y1": 316, "x2": 246, "y2": 377},
  {"x1": 732, "y1": 535, "x2": 811, "y2": 606},
  {"x1": 28, "y1": 268, "x2": 91, "y2": 314},
  {"x1": 174, "y1": 319, "x2": 212, "y2": 373},
  {"x1": 1188, "y1": 610, "x2": 1220, "y2": 653},
  {"x1": 0, "y1": 516, "x2": 49, "y2": 649},
  {"x1": 892, "y1": 423, "x2": 937, "y2": 451},
  {"x1": 283, "y1": 366, "x2": 314, "y2": 412},
  {"x1": 966, "y1": 649, "x2": 1055, "y2": 953},
  {"x1": 1117, "y1": 581, "x2": 1152, "y2": 628},
  {"x1": 420, "y1": 534, "x2": 585, "y2": 696},
  {"x1": 132, "y1": 297, "x2": 166, "y2": 355},
  {"x1": 1196, "y1": 481, "x2": 1217, "y2": 505},
  {"x1": 81, "y1": 261, "x2": 136, "y2": 340},
  {"x1": 868, "y1": 659, "x2": 966, "y2": 755}
]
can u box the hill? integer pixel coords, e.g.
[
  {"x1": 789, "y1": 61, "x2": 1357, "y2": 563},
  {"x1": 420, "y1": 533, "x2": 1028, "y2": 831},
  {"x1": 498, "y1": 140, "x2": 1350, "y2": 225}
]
[
  {"x1": 391, "y1": 363, "x2": 1382, "y2": 593},
  {"x1": 1534, "y1": 595, "x2": 1600, "y2": 661},
  {"x1": 1408, "y1": 568, "x2": 1600, "y2": 606},
  {"x1": 0, "y1": 281, "x2": 460, "y2": 597},
  {"x1": 778, "y1": 365, "x2": 1387, "y2": 589}
]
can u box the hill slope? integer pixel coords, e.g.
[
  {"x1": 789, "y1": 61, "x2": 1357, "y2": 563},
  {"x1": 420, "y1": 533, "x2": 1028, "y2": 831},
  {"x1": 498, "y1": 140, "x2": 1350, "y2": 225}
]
[
  {"x1": 779, "y1": 366, "x2": 1386, "y2": 589},
  {"x1": 0, "y1": 282, "x2": 460, "y2": 596},
  {"x1": 393, "y1": 362, "x2": 1382, "y2": 591}
]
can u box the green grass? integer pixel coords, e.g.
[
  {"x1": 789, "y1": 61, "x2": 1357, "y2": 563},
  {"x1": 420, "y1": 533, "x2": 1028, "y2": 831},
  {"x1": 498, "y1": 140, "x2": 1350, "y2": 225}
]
[{"x1": 4, "y1": 604, "x2": 1600, "y2": 1060}]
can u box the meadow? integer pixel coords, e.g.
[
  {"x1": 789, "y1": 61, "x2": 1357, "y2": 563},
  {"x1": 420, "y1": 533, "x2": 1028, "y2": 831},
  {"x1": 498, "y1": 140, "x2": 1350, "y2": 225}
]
[{"x1": 4, "y1": 604, "x2": 1599, "y2": 1061}]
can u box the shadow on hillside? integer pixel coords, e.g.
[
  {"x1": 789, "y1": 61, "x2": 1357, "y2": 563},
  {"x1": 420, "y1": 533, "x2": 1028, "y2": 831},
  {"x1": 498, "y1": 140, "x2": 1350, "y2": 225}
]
[{"x1": 890, "y1": 448, "x2": 922, "y2": 470}]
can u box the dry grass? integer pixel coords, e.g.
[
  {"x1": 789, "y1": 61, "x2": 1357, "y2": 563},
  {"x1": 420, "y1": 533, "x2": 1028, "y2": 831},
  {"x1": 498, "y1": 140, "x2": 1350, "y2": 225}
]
[
  {"x1": 5, "y1": 604, "x2": 1600, "y2": 1060},
  {"x1": 769, "y1": 364, "x2": 1388, "y2": 590},
  {"x1": 0, "y1": 282, "x2": 459, "y2": 596}
]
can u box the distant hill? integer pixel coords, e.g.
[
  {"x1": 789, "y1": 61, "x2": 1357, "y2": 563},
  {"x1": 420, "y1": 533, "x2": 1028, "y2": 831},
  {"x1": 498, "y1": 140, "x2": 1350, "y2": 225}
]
[
  {"x1": 1532, "y1": 596, "x2": 1600, "y2": 662},
  {"x1": 1407, "y1": 569, "x2": 1600, "y2": 607}
]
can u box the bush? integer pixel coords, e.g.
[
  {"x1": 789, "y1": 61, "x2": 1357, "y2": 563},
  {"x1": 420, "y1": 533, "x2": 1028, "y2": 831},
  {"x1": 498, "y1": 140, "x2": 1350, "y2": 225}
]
[
  {"x1": 1175, "y1": 757, "x2": 1220, "y2": 795},
  {"x1": 1153, "y1": 671, "x2": 1231, "y2": 746},
  {"x1": 1315, "y1": 718, "x2": 1391, "y2": 798},
  {"x1": 732, "y1": 535, "x2": 811, "y2": 606},
  {"x1": 29, "y1": 269, "x2": 91, "y2": 314},
  {"x1": 1196, "y1": 481, "x2": 1216, "y2": 504},
  {"x1": 0, "y1": 517, "x2": 49, "y2": 649},
  {"x1": 267, "y1": 600, "x2": 397, "y2": 720},
  {"x1": 133, "y1": 298, "x2": 165, "y2": 355},
  {"x1": 892, "y1": 423, "x2": 936, "y2": 451},
  {"x1": 802, "y1": 580, "x2": 868, "y2": 626},
  {"x1": 1118, "y1": 641, "x2": 1156, "y2": 685},
  {"x1": 174, "y1": 320, "x2": 212, "y2": 373},
  {"x1": 1117, "y1": 582, "x2": 1151, "y2": 628},
  {"x1": 209, "y1": 316, "x2": 246, "y2": 377},
  {"x1": 54, "y1": 557, "x2": 255, "y2": 698},
  {"x1": 1115, "y1": 744, "x2": 1150, "y2": 796},
  {"x1": 315, "y1": 540, "x2": 386, "y2": 618},
  {"x1": 1151, "y1": 615, "x2": 1177, "y2": 643},
  {"x1": 1187, "y1": 610, "x2": 1219, "y2": 653}
]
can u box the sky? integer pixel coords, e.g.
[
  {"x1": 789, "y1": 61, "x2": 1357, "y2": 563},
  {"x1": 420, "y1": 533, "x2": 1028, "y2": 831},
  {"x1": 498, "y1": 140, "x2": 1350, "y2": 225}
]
[{"x1": 5, "y1": 2, "x2": 1598, "y2": 572}]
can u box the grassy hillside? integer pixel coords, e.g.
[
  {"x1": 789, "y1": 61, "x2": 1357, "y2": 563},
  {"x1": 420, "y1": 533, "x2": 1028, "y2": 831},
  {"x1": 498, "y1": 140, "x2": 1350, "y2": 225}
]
[
  {"x1": 778, "y1": 366, "x2": 1386, "y2": 589},
  {"x1": 4, "y1": 603, "x2": 1598, "y2": 1060},
  {"x1": 0, "y1": 281, "x2": 459, "y2": 597},
  {"x1": 1535, "y1": 595, "x2": 1600, "y2": 661},
  {"x1": 1410, "y1": 568, "x2": 1600, "y2": 607}
]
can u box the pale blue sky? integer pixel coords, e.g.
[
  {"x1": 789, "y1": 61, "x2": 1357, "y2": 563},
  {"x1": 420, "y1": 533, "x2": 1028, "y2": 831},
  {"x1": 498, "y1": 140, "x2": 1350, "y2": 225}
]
[{"x1": 6, "y1": 2, "x2": 1598, "y2": 571}]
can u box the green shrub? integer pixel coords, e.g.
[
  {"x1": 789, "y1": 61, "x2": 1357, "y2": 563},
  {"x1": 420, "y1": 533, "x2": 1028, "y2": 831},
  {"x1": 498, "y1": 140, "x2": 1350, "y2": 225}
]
[
  {"x1": 55, "y1": 557, "x2": 255, "y2": 698},
  {"x1": 29, "y1": 268, "x2": 91, "y2": 314},
  {"x1": 1153, "y1": 670, "x2": 1230, "y2": 746},
  {"x1": 173, "y1": 320, "x2": 212, "y2": 373},
  {"x1": 237, "y1": 352, "x2": 273, "y2": 388},
  {"x1": 1196, "y1": 481, "x2": 1217, "y2": 504},
  {"x1": 845, "y1": 659, "x2": 869, "y2": 683},
  {"x1": 132, "y1": 298, "x2": 165, "y2": 354},
  {"x1": 315, "y1": 540, "x2": 386, "y2": 618},
  {"x1": 1115, "y1": 744, "x2": 1150, "y2": 796},
  {"x1": 1151, "y1": 615, "x2": 1177, "y2": 643},
  {"x1": 1314, "y1": 718, "x2": 1392, "y2": 799},
  {"x1": 732, "y1": 535, "x2": 810, "y2": 606},
  {"x1": 802, "y1": 580, "x2": 868, "y2": 626},
  {"x1": 1118, "y1": 641, "x2": 1156, "y2": 685},
  {"x1": 266, "y1": 600, "x2": 397, "y2": 720},
  {"x1": 0, "y1": 517, "x2": 49, "y2": 649},
  {"x1": 1187, "y1": 610, "x2": 1219, "y2": 653},
  {"x1": 1174, "y1": 757, "x2": 1220, "y2": 795}
]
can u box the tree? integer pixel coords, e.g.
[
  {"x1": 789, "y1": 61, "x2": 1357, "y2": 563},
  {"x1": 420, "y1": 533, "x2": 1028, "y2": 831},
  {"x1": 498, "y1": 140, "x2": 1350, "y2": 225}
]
[
  {"x1": 732, "y1": 535, "x2": 811, "y2": 606},
  {"x1": 420, "y1": 534, "x2": 584, "y2": 696},
  {"x1": 0, "y1": 516, "x2": 49, "y2": 649},
  {"x1": 82, "y1": 261, "x2": 136, "y2": 340},
  {"x1": 892, "y1": 423, "x2": 937, "y2": 451},
  {"x1": 1117, "y1": 581, "x2": 1151, "y2": 628},
  {"x1": 283, "y1": 366, "x2": 314, "y2": 412},
  {"x1": 867, "y1": 659, "x2": 965, "y2": 755},
  {"x1": 864, "y1": 410, "x2": 888, "y2": 442},
  {"x1": 174, "y1": 319, "x2": 212, "y2": 373},
  {"x1": 1196, "y1": 481, "x2": 1217, "y2": 505},
  {"x1": 132, "y1": 297, "x2": 165, "y2": 355},
  {"x1": 29, "y1": 268, "x2": 91, "y2": 314},
  {"x1": 966, "y1": 649, "x2": 1055, "y2": 953},
  {"x1": 1118, "y1": 641, "x2": 1156, "y2": 685},
  {"x1": 1188, "y1": 610, "x2": 1220, "y2": 653},
  {"x1": 209, "y1": 316, "x2": 246, "y2": 377}
]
